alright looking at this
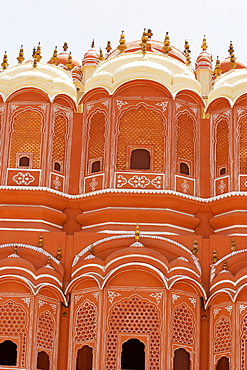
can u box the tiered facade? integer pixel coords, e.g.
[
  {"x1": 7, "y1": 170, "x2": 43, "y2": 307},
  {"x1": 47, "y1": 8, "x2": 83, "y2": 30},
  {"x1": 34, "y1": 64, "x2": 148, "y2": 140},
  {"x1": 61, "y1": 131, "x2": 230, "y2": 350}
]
[{"x1": 0, "y1": 32, "x2": 246, "y2": 369}]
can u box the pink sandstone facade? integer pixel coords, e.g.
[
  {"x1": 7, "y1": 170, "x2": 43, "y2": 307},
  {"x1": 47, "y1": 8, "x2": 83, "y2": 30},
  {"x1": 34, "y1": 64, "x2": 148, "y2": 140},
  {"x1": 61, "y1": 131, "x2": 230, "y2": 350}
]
[{"x1": 0, "y1": 31, "x2": 246, "y2": 369}]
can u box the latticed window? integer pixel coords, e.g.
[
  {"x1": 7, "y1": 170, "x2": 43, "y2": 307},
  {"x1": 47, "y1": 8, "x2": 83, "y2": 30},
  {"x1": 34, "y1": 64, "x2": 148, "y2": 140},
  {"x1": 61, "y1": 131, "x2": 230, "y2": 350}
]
[
  {"x1": 239, "y1": 116, "x2": 247, "y2": 174},
  {"x1": 88, "y1": 112, "x2": 105, "y2": 172},
  {"x1": 172, "y1": 303, "x2": 194, "y2": 345},
  {"x1": 52, "y1": 114, "x2": 67, "y2": 173},
  {"x1": 176, "y1": 113, "x2": 195, "y2": 176},
  {"x1": 214, "y1": 316, "x2": 231, "y2": 353},
  {"x1": 215, "y1": 119, "x2": 229, "y2": 176}
]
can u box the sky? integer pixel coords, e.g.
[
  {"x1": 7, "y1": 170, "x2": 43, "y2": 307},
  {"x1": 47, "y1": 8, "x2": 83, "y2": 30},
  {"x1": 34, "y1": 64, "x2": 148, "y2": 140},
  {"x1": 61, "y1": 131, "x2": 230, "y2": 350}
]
[{"x1": 1, "y1": 0, "x2": 247, "y2": 68}]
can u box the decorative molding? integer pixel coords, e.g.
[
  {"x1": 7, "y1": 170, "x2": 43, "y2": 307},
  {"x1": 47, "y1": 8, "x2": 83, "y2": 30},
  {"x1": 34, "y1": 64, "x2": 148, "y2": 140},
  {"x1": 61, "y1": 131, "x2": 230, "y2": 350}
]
[
  {"x1": 188, "y1": 297, "x2": 197, "y2": 308},
  {"x1": 155, "y1": 102, "x2": 168, "y2": 112},
  {"x1": 108, "y1": 290, "x2": 121, "y2": 304},
  {"x1": 190, "y1": 107, "x2": 198, "y2": 115},
  {"x1": 175, "y1": 103, "x2": 182, "y2": 110},
  {"x1": 86, "y1": 104, "x2": 94, "y2": 113},
  {"x1": 21, "y1": 297, "x2": 31, "y2": 307},
  {"x1": 116, "y1": 100, "x2": 128, "y2": 110},
  {"x1": 239, "y1": 304, "x2": 247, "y2": 314},
  {"x1": 89, "y1": 177, "x2": 98, "y2": 191},
  {"x1": 213, "y1": 308, "x2": 221, "y2": 318},
  {"x1": 171, "y1": 293, "x2": 180, "y2": 304},
  {"x1": 49, "y1": 303, "x2": 57, "y2": 314},
  {"x1": 218, "y1": 179, "x2": 226, "y2": 194},
  {"x1": 39, "y1": 104, "x2": 47, "y2": 113},
  {"x1": 102, "y1": 101, "x2": 109, "y2": 107},
  {"x1": 13, "y1": 172, "x2": 35, "y2": 185},
  {"x1": 92, "y1": 292, "x2": 99, "y2": 301},
  {"x1": 178, "y1": 256, "x2": 189, "y2": 262},
  {"x1": 75, "y1": 295, "x2": 84, "y2": 304},
  {"x1": 38, "y1": 299, "x2": 46, "y2": 308},
  {"x1": 117, "y1": 174, "x2": 162, "y2": 189},
  {"x1": 150, "y1": 292, "x2": 162, "y2": 304},
  {"x1": 225, "y1": 305, "x2": 233, "y2": 315},
  {"x1": 181, "y1": 179, "x2": 189, "y2": 193},
  {"x1": 53, "y1": 176, "x2": 61, "y2": 190},
  {"x1": 10, "y1": 104, "x2": 19, "y2": 112}
]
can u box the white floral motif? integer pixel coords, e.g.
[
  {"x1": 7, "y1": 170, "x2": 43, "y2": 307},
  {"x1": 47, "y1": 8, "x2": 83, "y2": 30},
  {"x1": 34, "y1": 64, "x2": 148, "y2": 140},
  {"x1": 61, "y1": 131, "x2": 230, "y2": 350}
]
[
  {"x1": 49, "y1": 304, "x2": 57, "y2": 314},
  {"x1": 175, "y1": 103, "x2": 182, "y2": 110},
  {"x1": 225, "y1": 305, "x2": 233, "y2": 315},
  {"x1": 11, "y1": 104, "x2": 19, "y2": 112},
  {"x1": 102, "y1": 101, "x2": 109, "y2": 107},
  {"x1": 0, "y1": 106, "x2": 5, "y2": 113},
  {"x1": 151, "y1": 176, "x2": 162, "y2": 189},
  {"x1": 66, "y1": 111, "x2": 72, "y2": 119},
  {"x1": 128, "y1": 175, "x2": 150, "y2": 188},
  {"x1": 213, "y1": 308, "x2": 221, "y2": 318},
  {"x1": 108, "y1": 291, "x2": 121, "y2": 304},
  {"x1": 218, "y1": 180, "x2": 226, "y2": 194},
  {"x1": 38, "y1": 300, "x2": 46, "y2": 308},
  {"x1": 237, "y1": 109, "x2": 244, "y2": 116},
  {"x1": 92, "y1": 292, "x2": 99, "y2": 301},
  {"x1": 190, "y1": 107, "x2": 198, "y2": 115},
  {"x1": 239, "y1": 304, "x2": 247, "y2": 314},
  {"x1": 13, "y1": 172, "x2": 35, "y2": 185},
  {"x1": 86, "y1": 104, "x2": 94, "y2": 113},
  {"x1": 117, "y1": 175, "x2": 128, "y2": 187},
  {"x1": 90, "y1": 177, "x2": 98, "y2": 191},
  {"x1": 155, "y1": 102, "x2": 168, "y2": 112},
  {"x1": 53, "y1": 176, "x2": 61, "y2": 190},
  {"x1": 39, "y1": 104, "x2": 47, "y2": 113},
  {"x1": 116, "y1": 100, "x2": 128, "y2": 110},
  {"x1": 21, "y1": 297, "x2": 31, "y2": 307},
  {"x1": 172, "y1": 294, "x2": 180, "y2": 304},
  {"x1": 181, "y1": 180, "x2": 189, "y2": 193},
  {"x1": 150, "y1": 292, "x2": 162, "y2": 304},
  {"x1": 188, "y1": 298, "x2": 197, "y2": 308},
  {"x1": 75, "y1": 295, "x2": 84, "y2": 304}
]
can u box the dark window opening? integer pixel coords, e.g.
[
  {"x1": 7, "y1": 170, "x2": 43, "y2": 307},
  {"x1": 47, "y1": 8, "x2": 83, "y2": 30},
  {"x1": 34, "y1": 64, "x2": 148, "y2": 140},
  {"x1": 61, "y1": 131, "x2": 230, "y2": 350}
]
[
  {"x1": 76, "y1": 345, "x2": 93, "y2": 370},
  {"x1": 19, "y1": 156, "x2": 30, "y2": 167},
  {"x1": 91, "y1": 160, "x2": 101, "y2": 173},
  {"x1": 216, "y1": 356, "x2": 229, "y2": 370},
  {"x1": 54, "y1": 162, "x2": 61, "y2": 172},
  {"x1": 0, "y1": 340, "x2": 17, "y2": 366},
  {"x1": 173, "y1": 348, "x2": 190, "y2": 370},
  {"x1": 121, "y1": 338, "x2": 145, "y2": 370},
  {"x1": 130, "y1": 149, "x2": 150, "y2": 170},
  {"x1": 220, "y1": 167, "x2": 226, "y2": 176},
  {"x1": 37, "y1": 351, "x2": 49, "y2": 370},
  {"x1": 180, "y1": 162, "x2": 190, "y2": 175}
]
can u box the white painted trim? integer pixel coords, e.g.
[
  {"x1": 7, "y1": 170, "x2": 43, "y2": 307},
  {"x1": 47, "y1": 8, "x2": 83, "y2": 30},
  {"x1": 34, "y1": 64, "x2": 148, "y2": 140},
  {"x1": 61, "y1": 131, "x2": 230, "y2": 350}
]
[
  {"x1": 214, "y1": 224, "x2": 247, "y2": 233},
  {"x1": 0, "y1": 218, "x2": 62, "y2": 229}
]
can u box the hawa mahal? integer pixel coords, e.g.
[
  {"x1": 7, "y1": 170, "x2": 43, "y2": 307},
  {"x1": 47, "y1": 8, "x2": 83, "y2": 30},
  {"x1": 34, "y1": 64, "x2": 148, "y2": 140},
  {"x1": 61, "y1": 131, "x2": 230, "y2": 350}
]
[{"x1": 0, "y1": 30, "x2": 246, "y2": 370}]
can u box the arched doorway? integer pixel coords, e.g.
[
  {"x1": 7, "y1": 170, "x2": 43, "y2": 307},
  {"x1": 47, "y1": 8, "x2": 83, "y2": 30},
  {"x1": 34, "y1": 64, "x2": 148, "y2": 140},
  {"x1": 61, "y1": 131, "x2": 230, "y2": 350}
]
[
  {"x1": 121, "y1": 338, "x2": 145, "y2": 370},
  {"x1": 173, "y1": 348, "x2": 190, "y2": 370},
  {"x1": 216, "y1": 356, "x2": 229, "y2": 370},
  {"x1": 0, "y1": 340, "x2": 17, "y2": 365},
  {"x1": 37, "y1": 351, "x2": 49, "y2": 370},
  {"x1": 76, "y1": 345, "x2": 93, "y2": 370}
]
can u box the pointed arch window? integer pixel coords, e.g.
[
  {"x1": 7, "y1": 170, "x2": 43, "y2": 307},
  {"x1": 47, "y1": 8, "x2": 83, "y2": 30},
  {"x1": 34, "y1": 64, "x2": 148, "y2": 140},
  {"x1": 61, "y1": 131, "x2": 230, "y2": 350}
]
[
  {"x1": 216, "y1": 356, "x2": 229, "y2": 370},
  {"x1": 76, "y1": 345, "x2": 93, "y2": 370},
  {"x1": 0, "y1": 340, "x2": 17, "y2": 366},
  {"x1": 130, "y1": 149, "x2": 151, "y2": 170},
  {"x1": 121, "y1": 338, "x2": 145, "y2": 370},
  {"x1": 173, "y1": 348, "x2": 190, "y2": 370},
  {"x1": 37, "y1": 351, "x2": 50, "y2": 370}
]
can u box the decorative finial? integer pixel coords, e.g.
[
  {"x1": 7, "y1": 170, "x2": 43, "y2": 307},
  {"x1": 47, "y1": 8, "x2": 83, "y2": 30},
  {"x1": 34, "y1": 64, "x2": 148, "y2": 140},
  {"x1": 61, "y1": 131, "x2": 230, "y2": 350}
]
[
  {"x1": 91, "y1": 40, "x2": 95, "y2": 48},
  {"x1": 99, "y1": 48, "x2": 104, "y2": 61},
  {"x1": 63, "y1": 42, "x2": 68, "y2": 52},
  {"x1": 231, "y1": 238, "x2": 236, "y2": 252},
  {"x1": 105, "y1": 41, "x2": 112, "y2": 53},
  {"x1": 140, "y1": 28, "x2": 148, "y2": 55},
  {"x1": 214, "y1": 56, "x2": 222, "y2": 77},
  {"x1": 90, "y1": 244, "x2": 94, "y2": 255},
  {"x1": 56, "y1": 247, "x2": 62, "y2": 261},
  {"x1": 212, "y1": 250, "x2": 218, "y2": 264},
  {"x1": 228, "y1": 41, "x2": 234, "y2": 56},
  {"x1": 117, "y1": 30, "x2": 127, "y2": 54},
  {"x1": 51, "y1": 46, "x2": 58, "y2": 64},
  {"x1": 163, "y1": 32, "x2": 172, "y2": 55},
  {"x1": 66, "y1": 52, "x2": 73, "y2": 71},
  {"x1": 147, "y1": 29, "x2": 153, "y2": 40},
  {"x1": 47, "y1": 257, "x2": 51, "y2": 266},
  {"x1": 1, "y1": 51, "x2": 8, "y2": 70},
  {"x1": 192, "y1": 240, "x2": 198, "y2": 255},
  {"x1": 228, "y1": 41, "x2": 236, "y2": 70},
  {"x1": 38, "y1": 234, "x2": 43, "y2": 248},
  {"x1": 223, "y1": 261, "x2": 227, "y2": 270},
  {"x1": 14, "y1": 245, "x2": 18, "y2": 255},
  {"x1": 17, "y1": 45, "x2": 25, "y2": 64},
  {"x1": 33, "y1": 58, "x2": 37, "y2": 68},
  {"x1": 35, "y1": 42, "x2": 42, "y2": 62},
  {"x1": 32, "y1": 46, "x2": 36, "y2": 59},
  {"x1": 184, "y1": 40, "x2": 191, "y2": 66},
  {"x1": 135, "y1": 223, "x2": 140, "y2": 241},
  {"x1": 201, "y1": 35, "x2": 208, "y2": 51}
]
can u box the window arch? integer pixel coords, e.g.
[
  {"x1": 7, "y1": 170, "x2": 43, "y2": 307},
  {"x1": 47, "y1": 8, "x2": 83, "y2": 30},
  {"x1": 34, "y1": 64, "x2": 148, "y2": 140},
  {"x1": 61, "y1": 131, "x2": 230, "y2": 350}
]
[
  {"x1": 173, "y1": 348, "x2": 190, "y2": 370},
  {"x1": 179, "y1": 162, "x2": 190, "y2": 175},
  {"x1": 76, "y1": 345, "x2": 93, "y2": 370},
  {"x1": 52, "y1": 114, "x2": 67, "y2": 174},
  {"x1": 216, "y1": 356, "x2": 229, "y2": 370},
  {"x1": 215, "y1": 119, "x2": 229, "y2": 176},
  {"x1": 0, "y1": 340, "x2": 17, "y2": 366},
  {"x1": 54, "y1": 161, "x2": 61, "y2": 172},
  {"x1": 19, "y1": 156, "x2": 30, "y2": 167},
  {"x1": 91, "y1": 160, "x2": 101, "y2": 173},
  {"x1": 121, "y1": 339, "x2": 145, "y2": 370},
  {"x1": 37, "y1": 351, "x2": 49, "y2": 370},
  {"x1": 130, "y1": 149, "x2": 150, "y2": 170}
]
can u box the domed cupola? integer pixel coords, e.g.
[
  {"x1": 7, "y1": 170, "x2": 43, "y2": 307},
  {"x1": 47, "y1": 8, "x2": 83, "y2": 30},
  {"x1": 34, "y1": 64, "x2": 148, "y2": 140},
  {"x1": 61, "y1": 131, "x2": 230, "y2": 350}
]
[
  {"x1": 47, "y1": 42, "x2": 81, "y2": 70},
  {"x1": 220, "y1": 41, "x2": 247, "y2": 74},
  {"x1": 82, "y1": 40, "x2": 99, "y2": 67}
]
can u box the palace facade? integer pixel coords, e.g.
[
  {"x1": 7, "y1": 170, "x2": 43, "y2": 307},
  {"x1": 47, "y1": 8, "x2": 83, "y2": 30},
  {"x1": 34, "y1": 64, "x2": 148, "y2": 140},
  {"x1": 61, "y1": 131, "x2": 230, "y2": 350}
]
[{"x1": 0, "y1": 31, "x2": 246, "y2": 370}]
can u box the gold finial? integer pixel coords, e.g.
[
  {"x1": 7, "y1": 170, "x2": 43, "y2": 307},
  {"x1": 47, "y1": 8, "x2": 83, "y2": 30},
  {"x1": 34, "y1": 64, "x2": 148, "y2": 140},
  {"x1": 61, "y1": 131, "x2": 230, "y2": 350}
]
[
  {"x1": 228, "y1": 41, "x2": 236, "y2": 70},
  {"x1": 163, "y1": 32, "x2": 172, "y2": 55},
  {"x1": 212, "y1": 250, "x2": 218, "y2": 264},
  {"x1": 223, "y1": 261, "x2": 227, "y2": 270},
  {"x1": 32, "y1": 46, "x2": 36, "y2": 59},
  {"x1": 47, "y1": 257, "x2": 51, "y2": 266},
  {"x1": 99, "y1": 48, "x2": 104, "y2": 61},
  {"x1": 66, "y1": 52, "x2": 73, "y2": 71},
  {"x1": 201, "y1": 35, "x2": 208, "y2": 51},
  {"x1": 35, "y1": 42, "x2": 42, "y2": 62},
  {"x1": 33, "y1": 58, "x2": 37, "y2": 68},
  {"x1": 51, "y1": 46, "x2": 58, "y2": 64},
  {"x1": 17, "y1": 45, "x2": 25, "y2": 64},
  {"x1": 135, "y1": 223, "x2": 140, "y2": 241},
  {"x1": 90, "y1": 244, "x2": 94, "y2": 255},
  {"x1": 231, "y1": 238, "x2": 236, "y2": 252},
  {"x1": 1, "y1": 51, "x2": 8, "y2": 70},
  {"x1": 147, "y1": 29, "x2": 153, "y2": 40},
  {"x1": 192, "y1": 240, "x2": 198, "y2": 255},
  {"x1": 184, "y1": 40, "x2": 191, "y2": 66},
  {"x1": 14, "y1": 245, "x2": 18, "y2": 255},
  {"x1": 214, "y1": 56, "x2": 222, "y2": 77},
  {"x1": 91, "y1": 39, "x2": 95, "y2": 48},
  {"x1": 140, "y1": 28, "x2": 148, "y2": 55},
  {"x1": 56, "y1": 247, "x2": 62, "y2": 261},
  {"x1": 38, "y1": 234, "x2": 43, "y2": 248},
  {"x1": 105, "y1": 41, "x2": 112, "y2": 53},
  {"x1": 228, "y1": 41, "x2": 234, "y2": 55},
  {"x1": 117, "y1": 30, "x2": 127, "y2": 54},
  {"x1": 63, "y1": 42, "x2": 68, "y2": 52}
]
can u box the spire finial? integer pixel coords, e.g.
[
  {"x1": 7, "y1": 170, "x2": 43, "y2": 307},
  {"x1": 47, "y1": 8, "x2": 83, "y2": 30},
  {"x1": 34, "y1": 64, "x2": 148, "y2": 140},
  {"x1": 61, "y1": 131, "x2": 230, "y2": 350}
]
[
  {"x1": 223, "y1": 261, "x2": 227, "y2": 270},
  {"x1": 66, "y1": 52, "x2": 73, "y2": 71},
  {"x1": 47, "y1": 257, "x2": 51, "y2": 266},
  {"x1": 228, "y1": 41, "x2": 236, "y2": 70},
  {"x1": 106, "y1": 41, "x2": 112, "y2": 53},
  {"x1": 135, "y1": 223, "x2": 140, "y2": 241},
  {"x1": 56, "y1": 246, "x2": 62, "y2": 261},
  {"x1": 51, "y1": 46, "x2": 58, "y2": 64},
  {"x1": 140, "y1": 28, "x2": 148, "y2": 55},
  {"x1": 192, "y1": 240, "x2": 198, "y2": 255},
  {"x1": 231, "y1": 238, "x2": 236, "y2": 252},
  {"x1": 38, "y1": 234, "x2": 43, "y2": 248},
  {"x1": 147, "y1": 29, "x2": 153, "y2": 40},
  {"x1": 35, "y1": 42, "x2": 42, "y2": 62},
  {"x1": 63, "y1": 42, "x2": 68, "y2": 52},
  {"x1": 1, "y1": 51, "x2": 8, "y2": 70},
  {"x1": 99, "y1": 48, "x2": 104, "y2": 61},
  {"x1": 17, "y1": 45, "x2": 25, "y2": 64},
  {"x1": 212, "y1": 250, "x2": 218, "y2": 264},
  {"x1": 214, "y1": 56, "x2": 222, "y2": 77},
  {"x1": 14, "y1": 245, "x2": 18, "y2": 255},
  {"x1": 184, "y1": 40, "x2": 191, "y2": 66},
  {"x1": 163, "y1": 32, "x2": 171, "y2": 55},
  {"x1": 32, "y1": 46, "x2": 36, "y2": 59},
  {"x1": 201, "y1": 35, "x2": 208, "y2": 51},
  {"x1": 117, "y1": 30, "x2": 127, "y2": 54},
  {"x1": 91, "y1": 39, "x2": 95, "y2": 48}
]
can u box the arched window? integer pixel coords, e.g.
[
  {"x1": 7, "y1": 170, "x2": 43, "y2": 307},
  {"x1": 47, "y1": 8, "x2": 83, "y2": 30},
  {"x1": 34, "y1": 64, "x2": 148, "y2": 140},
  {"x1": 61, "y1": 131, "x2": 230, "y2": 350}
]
[
  {"x1": 19, "y1": 156, "x2": 30, "y2": 167},
  {"x1": 37, "y1": 351, "x2": 49, "y2": 370},
  {"x1": 173, "y1": 348, "x2": 190, "y2": 370},
  {"x1": 180, "y1": 162, "x2": 190, "y2": 175},
  {"x1": 76, "y1": 345, "x2": 93, "y2": 370},
  {"x1": 91, "y1": 160, "x2": 101, "y2": 173},
  {"x1": 219, "y1": 167, "x2": 226, "y2": 176},
  {"x1": 130, "y1": 149, "x2": 150, "y2": 170},
  {"x1": 0, "y1": 340, "x2": 17, "y2": 366},
  {"x1": 54, "y1": 161, "x2": 61, "y2": 172},
  {"x1": 216, "y1": 356, "x2": 229, "y2": 370},
  {"x1": 121, "y1": 338, "x2": 145, "y2": 370}
]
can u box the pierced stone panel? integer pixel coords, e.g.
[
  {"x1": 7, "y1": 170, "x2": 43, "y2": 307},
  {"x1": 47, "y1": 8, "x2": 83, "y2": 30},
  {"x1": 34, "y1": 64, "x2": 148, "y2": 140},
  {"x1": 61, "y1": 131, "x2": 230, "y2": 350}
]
[
  {"x1": 116, "y1": 106, "x2": 164, "y2": 172},
  {"x1": 216, "y1": 119, "x2": 229, "y2": 172},
  {"x1": 176, "y1": 113, "x2": 195, "y2": 175},
  {"x1": 88, "y1": 111, "x2": 106, "y2": 162},
  {"x1": 37, "y1": 310, "x2": 55, "y2": 350},
  {"x1": 239, "y1": 116, "x2": 247, "y2": 174},
  {"x1": 9, "y1": 110, "x2": 42, "y2": 168},
  {"x1": 74, "y1": 300, "x2": 97, "y2": 342},
  {"x1": 214, "y1": 316, "x2": 231, "y2": 353},
  {"x1": 52, "y1": 114, "x2": 67, "y2": 165},
  {"x1": 172, "y1": 303, "x2": 194, "y2": 345},
  {"x1": 106, "y1": 295, "x2": 161, "y2": 370},
  {"x1": 241, "y1": 313, "x2": 247, "y2": 370}
]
